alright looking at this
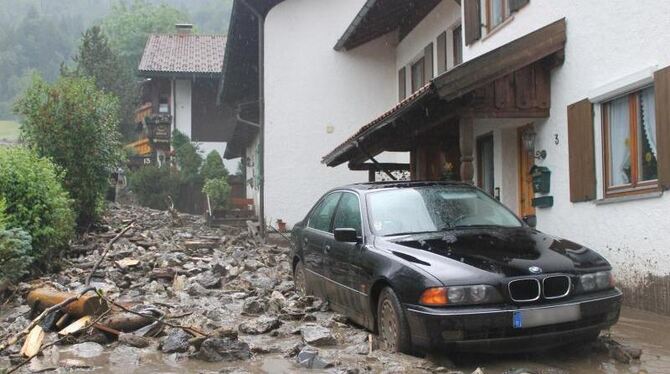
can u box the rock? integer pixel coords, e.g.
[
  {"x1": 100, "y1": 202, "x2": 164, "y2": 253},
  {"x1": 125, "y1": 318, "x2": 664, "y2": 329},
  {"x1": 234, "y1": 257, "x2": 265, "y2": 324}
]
[
  {"x1": 301, "y1": 325, "x2": 337, "y2": 346},
  {"x1": 67, "y1": 342, "x2": 104, "y2": 358},
  {"x1": 59, "y1": 359, "x2": 92, "y2": 370},
  {"x1": 239, "y1": 316, "x2": 281, "y2": 335},
  {"x1": 214, "y1": 326, "x2": 239, "y2": 339},
  {"x1": 186, "y1": 282, "x2": 209, "y2": 296},
  {"x1": 160, "y1": 329, "x2": 192, "y2": 353},
  {"x1": 196, "y1": 271, "x2": 221, "y2": 289},
  {"x1": 197, "y1": 337, "x2": 252, "y2": 362},
  {"x1": 296, "y1": 346, "x2": 334, "y2": 369},
  {"x1": 472, "y1": 369, "x2": 486, "y2": 374},
  {"x1": 242, "y1": 296, "x2": 267, "y2": 315},
  {"x1": 118, "y1": 333, "x2": 152, "y2": 348}
]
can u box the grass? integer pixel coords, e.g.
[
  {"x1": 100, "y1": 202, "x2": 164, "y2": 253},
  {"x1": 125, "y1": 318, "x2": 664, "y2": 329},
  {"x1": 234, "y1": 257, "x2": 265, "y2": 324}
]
[{"x1": 0, "y1": 120, "x2": 20, "y2": 141}]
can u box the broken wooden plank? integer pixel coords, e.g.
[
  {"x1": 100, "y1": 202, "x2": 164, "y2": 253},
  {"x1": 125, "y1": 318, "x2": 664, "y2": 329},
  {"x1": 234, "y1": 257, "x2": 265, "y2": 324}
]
[
  {"x1": 26, "y1": 288, "x2": 108, "y2": 318},
  {"x1": 115, "y1": 258, "x2": 140, "y2": 269},
  {"x1": 183, "y1": 240, "x2": 218, "y2": 249},
  {"x1": 58, "y1": 316, "x2": 92, "y2": 336},
  {"x1": 20, "y1": 325, "x2": 44, "y2": 358}
]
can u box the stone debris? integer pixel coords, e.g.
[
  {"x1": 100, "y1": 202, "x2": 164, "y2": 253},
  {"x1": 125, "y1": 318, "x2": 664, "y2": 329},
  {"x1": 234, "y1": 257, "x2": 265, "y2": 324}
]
[{"x1": 301, "y1": 324, "x2": 337, "y2": 346}]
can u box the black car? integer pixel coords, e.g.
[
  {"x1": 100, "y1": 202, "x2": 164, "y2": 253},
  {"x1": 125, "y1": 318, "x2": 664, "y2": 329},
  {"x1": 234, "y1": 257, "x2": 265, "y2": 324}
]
[{"x1": 290, "y1": 181, "x2": 622, "y2": 353}]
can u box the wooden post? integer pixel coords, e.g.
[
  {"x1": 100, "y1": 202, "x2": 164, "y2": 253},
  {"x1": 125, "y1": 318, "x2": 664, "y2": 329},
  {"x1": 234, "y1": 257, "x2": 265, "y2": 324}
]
[{"x1": 459, "y1": 117, "x2": 474, "y2": 184}]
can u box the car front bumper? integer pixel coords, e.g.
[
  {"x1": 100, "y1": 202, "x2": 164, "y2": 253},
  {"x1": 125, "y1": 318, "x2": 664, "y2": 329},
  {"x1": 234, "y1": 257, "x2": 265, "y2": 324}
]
[{"x1": 404, "y1": 288, "x2": 622, "y2": 352}]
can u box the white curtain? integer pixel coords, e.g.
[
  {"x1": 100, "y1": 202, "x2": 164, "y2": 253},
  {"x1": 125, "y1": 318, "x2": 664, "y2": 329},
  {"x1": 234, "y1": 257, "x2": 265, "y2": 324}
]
[
  {"x1": 640, "y1": 86, "x2": 657, "y2": 158},
  {"x1": 609, "y1": 96, "x2": 631, "y2": 186}
]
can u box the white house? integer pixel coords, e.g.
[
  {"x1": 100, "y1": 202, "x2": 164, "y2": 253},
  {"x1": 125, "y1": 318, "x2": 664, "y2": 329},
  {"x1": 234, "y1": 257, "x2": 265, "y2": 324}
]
[{"x1": 220, "y1": 0, "x2": 670, "y2": 314}]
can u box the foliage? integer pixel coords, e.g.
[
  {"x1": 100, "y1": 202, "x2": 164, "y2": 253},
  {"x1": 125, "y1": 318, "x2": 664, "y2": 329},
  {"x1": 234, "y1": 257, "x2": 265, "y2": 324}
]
[
  {"x1": 102, "y1": 0, "x2": 190, "y2": 72},
  {"x1": 0, "y1": 198, "x2": 6, "y2": 230},
  {"x1": 201, "y1": 150, "x2": 229, "y2": 181},
  {"x1": 0, "y1": 228, "x2": 33, "y2": 284},
  {"x1": 129, "y1": 165, "x2": 180, "y2": 210},
  {"x1": 203, "y1": 177, "x2": 231, "y2": 211},
  {"x1": 172, "y1": 130, "x2": 203, "y2": 183},
  {"x1": 0, "y1": 147, "x2": 75, "y2": 267},
  {"x1": 13, "y1": 75, "x2": 123, "y2": 227}
]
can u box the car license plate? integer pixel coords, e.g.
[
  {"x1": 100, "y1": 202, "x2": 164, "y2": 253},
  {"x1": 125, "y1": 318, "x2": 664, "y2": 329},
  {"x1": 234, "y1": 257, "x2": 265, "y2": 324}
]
[{"x1": 513, "y1": 304, "x2": 581, "y2": 329}]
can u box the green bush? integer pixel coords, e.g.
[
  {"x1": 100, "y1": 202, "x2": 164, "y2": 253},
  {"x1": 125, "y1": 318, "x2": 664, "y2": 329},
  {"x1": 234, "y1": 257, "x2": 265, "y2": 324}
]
[
  {"x1": 0, "y1": 198, "x2": 7, "y2": 230},
  {"x1": 14, "y1": 75, "x2": 123, "y2": 227},
  {"x1": 0, "y1": 147, "x2": 75, "y2": 267},
  {"x1": 203, "y1": 177, "x2": 231, "y2": 211},
  {"x1": 201, "y1": 150, "x2": 229, "y2": 181},
  {"x1": 129, "y1": 166, "x2": 180, "y2": 210},
  {"x1": 172, "y1": 131, "x2": 202, "y2": 183},
  {"x1": 0, "y1": 228, "x2": 33, "y2": 284}
]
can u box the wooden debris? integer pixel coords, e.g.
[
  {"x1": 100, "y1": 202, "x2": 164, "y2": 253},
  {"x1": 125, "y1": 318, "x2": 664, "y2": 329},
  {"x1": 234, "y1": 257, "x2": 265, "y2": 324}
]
[
  {"x1": 183, "y1": 240, "x2": 218, "y2": 249},
  {"x1": 58, "y1": 315, "x2": 92, "y2": 336},
  {"x1": 19, "y1": 325, "x2": 44, "y2": 358},
  {"x1": 150, "y1": 268, "x2": 176, "y2": 280},
  {"x1": 100, "y1": 312, "x2": 153, "y2": 332},
  {"x1": 26, "y1": 288, "x2": 107, "y2": 318},
  {"x1": 115, "y1": 258, "x2": 140, "y2": 269}
]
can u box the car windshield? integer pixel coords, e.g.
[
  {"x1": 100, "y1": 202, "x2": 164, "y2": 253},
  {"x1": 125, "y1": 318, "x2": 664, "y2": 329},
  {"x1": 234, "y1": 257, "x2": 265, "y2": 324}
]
[{"x1": 367, "y1": 186, "x2": 522, "y2": 236}]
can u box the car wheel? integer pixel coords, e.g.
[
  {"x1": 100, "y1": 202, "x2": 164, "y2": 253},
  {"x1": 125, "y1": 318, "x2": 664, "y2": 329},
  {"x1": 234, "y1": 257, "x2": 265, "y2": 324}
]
[
  {"x1": 293, "y1": 261, "x2": 308, "y2": 295},
  {"x1": 377, "y1": 287, "x2": 411, "y2": 353}
]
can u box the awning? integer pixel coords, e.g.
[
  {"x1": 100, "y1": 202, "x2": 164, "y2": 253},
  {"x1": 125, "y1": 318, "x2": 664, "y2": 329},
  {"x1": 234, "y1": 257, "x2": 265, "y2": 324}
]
[{"x1": 323, "y1": 18, "x2": 566, "y2": 167}]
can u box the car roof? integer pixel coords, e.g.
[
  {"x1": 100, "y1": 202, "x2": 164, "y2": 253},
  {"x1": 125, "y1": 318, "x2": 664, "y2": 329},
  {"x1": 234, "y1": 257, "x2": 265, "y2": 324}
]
[{"x1": 335, "y1": 180, "x2": 473, "y2": 193}]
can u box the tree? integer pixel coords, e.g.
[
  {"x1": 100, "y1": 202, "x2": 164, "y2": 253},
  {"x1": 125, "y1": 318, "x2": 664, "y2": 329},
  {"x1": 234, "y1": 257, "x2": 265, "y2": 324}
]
[
  {"x1": 14, "y1": 75, "x2": 123, "y2": 227},
  {"x1": 201, "y1": 150, "x2": 229, "y2": 181}
]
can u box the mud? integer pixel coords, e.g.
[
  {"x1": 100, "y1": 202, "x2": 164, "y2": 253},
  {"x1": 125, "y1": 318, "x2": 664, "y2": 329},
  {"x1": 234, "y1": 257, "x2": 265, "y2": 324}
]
[{"x1": 619, "y1": 274, "x2": 670, "y2": 316}]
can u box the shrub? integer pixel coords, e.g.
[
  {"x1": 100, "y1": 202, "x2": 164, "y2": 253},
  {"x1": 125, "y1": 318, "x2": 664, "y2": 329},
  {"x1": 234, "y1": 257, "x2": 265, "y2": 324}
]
[
  {"x1": 0, "y1": 228, "x2": 33, "y2": 284},
  {"x1": 14, "y1": 75, "x2": 123, "y2": 227},
  {"x1": 129, "y1": 165, "x2": 180, "y2": 210},
  {"x1": 0, "y1": 147, "x2": 75, "y2": 267},
  {"x1": 201, "y1": 150, "x2": 229, "y2": 181},
  {"x1": 203, "y1": 177, "x2": 231, "y2": 211},
  {"x1": 0, "y1": 198, "x2": 7, "y2": 230}
]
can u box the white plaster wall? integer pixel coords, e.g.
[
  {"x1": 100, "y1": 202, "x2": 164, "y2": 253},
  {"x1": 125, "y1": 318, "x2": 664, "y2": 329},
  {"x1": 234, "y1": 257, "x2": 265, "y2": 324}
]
[
  {"x1": 461, "y1": 0, "x2": 670, "y2": 277},
  {"x1": 174, "y1": 79, "x2": 192, "y2": 138},
  {"x1": 264, "y1": 0, "x2": 399, "y2": 226}
]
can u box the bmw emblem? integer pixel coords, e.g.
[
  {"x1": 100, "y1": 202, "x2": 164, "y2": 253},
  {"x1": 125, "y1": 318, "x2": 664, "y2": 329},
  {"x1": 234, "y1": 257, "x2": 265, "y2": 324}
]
[{"x1": 529, "y1": 266, "x2": 543, "y2": 274}]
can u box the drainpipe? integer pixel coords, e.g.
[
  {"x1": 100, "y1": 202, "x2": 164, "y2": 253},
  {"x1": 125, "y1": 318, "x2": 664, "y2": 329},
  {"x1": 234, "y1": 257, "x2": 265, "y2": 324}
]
[{"x1": 239, "y1": 0, "x2": 266, "y2": 240}]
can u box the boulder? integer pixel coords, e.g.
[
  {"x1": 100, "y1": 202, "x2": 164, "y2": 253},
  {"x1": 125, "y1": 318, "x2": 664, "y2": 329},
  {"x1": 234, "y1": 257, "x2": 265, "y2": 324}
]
[
  {"x1": 197, "y1": 337, "x2": 252, "y2": 362},
  {"x1": 160, "y1": 329, "x2": 192, "y2": 353},
  {"x1": 300, "y1": 325, "x2": 337, "y2": 346},
  {"x1": 238, "y1": 316, "x2": 281, "y2": 335}
]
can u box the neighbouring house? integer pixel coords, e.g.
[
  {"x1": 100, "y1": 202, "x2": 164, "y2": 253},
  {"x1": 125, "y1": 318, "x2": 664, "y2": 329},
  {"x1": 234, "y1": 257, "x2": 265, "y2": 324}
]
[
  {"x1": 134, "y1": 23, "x2": 232, "y2": 167},
  {"x1": 220, "y1": 0, "x2": 670, "y2": 314}
]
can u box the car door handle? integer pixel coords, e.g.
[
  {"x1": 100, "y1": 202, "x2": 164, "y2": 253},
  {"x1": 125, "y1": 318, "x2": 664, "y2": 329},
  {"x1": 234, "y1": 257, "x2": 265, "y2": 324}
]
[{"x1": 324, "y1": 245, "x2": 331, "y2": 253}]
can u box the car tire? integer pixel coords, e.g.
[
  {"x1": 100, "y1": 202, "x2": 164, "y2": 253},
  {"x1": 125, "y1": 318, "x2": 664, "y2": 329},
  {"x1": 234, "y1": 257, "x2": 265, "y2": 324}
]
[
  {"x1": 293, "y1": 261, "x2": 308, "y2": 295},
  {"x1": 377, "y1": 287, "x2": 411, "y2": 353}
]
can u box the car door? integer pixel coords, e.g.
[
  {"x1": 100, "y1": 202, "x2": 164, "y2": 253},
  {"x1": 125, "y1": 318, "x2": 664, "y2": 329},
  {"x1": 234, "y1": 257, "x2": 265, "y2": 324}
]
[
  {"x1": 327, "y1": 192, "x2": 367, "y2": 318},
  {"x1": 303, "y1": 192, "x2": 341, "y2": 298}
]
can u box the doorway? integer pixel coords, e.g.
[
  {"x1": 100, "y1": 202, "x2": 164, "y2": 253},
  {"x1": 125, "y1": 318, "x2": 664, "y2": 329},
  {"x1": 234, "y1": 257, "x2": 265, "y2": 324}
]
[
  {"x1": 517, "y1": 125, "x2": 536, "y2": 219},
  {"x1": 476, "y1": 133, "x2": 495, "y2": 195}
]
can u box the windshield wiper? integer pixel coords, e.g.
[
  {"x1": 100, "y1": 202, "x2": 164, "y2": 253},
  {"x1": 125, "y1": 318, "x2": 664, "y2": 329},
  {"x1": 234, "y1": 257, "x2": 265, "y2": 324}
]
[{"x1": 383, "y1": 230, "x2": 440, "y2": 237}]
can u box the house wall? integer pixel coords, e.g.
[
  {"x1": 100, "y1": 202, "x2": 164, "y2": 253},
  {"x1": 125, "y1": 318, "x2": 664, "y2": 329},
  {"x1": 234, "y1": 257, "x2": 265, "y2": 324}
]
[
  {"x1": 460, "y1": 0, "x2": 670, "y2": 289},
  {"x1": 263, "y1": 0, "x2": 400, "y2": 226}
]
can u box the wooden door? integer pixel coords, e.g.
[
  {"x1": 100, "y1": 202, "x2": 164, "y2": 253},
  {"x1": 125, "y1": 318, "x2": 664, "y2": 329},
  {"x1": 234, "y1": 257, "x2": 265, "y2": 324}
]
[{"x1": 518, "y1": 125, "x2": 536, "y2": 218}]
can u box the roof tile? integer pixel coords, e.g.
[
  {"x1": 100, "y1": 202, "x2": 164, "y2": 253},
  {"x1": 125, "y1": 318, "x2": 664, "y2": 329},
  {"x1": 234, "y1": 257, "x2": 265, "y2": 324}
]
[{"x1": 138, "y1": 34, "x2": 227, "y2": 74}]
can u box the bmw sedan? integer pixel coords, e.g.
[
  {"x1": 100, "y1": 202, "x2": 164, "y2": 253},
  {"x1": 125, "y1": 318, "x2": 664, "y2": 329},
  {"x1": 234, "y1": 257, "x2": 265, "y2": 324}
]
[{"x1": 290, "y1": 181, "x2": 621, "y2": 353}]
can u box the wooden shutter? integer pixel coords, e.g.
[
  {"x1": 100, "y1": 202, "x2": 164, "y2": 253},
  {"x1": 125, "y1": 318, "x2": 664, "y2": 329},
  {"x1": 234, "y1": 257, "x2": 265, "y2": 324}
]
[
  {"x1": 424, "y1": 43, "x2": 434, "y2": 82},
  {"x1": 567, "y1": 99, "x2": 596, "y2": 202},
  {"x1": 655, "y1": 65, "x2": 670, "y2": 189},
  {"x1": 398, "y1": 67, "x2": 406, "y2": 101},
  {"x1": 436, "y1": 31, "x2": 447, "y2": 74},
  {"x1": 509, "y1": 0, "x2": 529, "y2": 12},
  {"x1": 464, "y1": 0, "x2": 481, "y2": 45}
]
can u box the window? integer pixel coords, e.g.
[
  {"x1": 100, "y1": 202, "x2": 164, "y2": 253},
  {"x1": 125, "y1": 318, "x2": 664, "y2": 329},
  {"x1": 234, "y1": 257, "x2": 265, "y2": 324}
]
[
  {"x1": 486, "y1": 0, "x2": 508, "y2": 31},
  {"x1": 333, "y1": 193, "x2": 362, "y2": 236},
  {"x1": 411, "y1": 57, "x2": 425, "y2": 93},
  {"x1": 452, "y1": 25, "x2": 463, "y2": 66},
  {"x1": 308, "y1": 192, "x2": 341, "y2": 232},
  {"x1": 602, "y1": 86, "x2": 658, "y2": 196},
  {"x1": 158, "y1": 94, "x2": 170, "y2": 113}
]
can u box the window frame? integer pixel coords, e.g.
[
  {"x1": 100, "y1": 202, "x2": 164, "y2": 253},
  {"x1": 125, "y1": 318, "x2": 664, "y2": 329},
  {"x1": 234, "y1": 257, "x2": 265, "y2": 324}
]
[
  {"x1": 601, "y1": 87, "x2": 659, "y2": 197},
  {"x1": 485, "y1": 0, "x2": 509, "y2": 32}
]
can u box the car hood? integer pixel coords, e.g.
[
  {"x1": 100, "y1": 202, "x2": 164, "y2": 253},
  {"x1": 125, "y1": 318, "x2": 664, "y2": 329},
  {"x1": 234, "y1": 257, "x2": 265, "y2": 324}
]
[{"x1": 376, "y1": 227, "x2": 610, "y2": 285}]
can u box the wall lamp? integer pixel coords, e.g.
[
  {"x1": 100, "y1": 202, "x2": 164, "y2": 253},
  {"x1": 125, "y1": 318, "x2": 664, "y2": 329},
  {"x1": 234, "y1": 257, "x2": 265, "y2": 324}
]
[{"x1": 522, "y1": 128, "x2": 547, "y2": 160}]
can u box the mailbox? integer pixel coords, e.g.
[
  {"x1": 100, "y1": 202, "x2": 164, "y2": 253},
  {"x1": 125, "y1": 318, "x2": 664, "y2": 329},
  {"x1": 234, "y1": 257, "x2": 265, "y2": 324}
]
[{"x1": 530, "y1": 166, "x2": 551, "y2": 194}]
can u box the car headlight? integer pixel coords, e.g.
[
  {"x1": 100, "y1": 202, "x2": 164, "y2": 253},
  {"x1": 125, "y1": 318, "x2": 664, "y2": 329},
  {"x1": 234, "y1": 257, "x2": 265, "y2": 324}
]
[
  {"x1": 420, "y1": 285, "x2": 502, "y2": 306},
  {"x1": 577, "y1": 271, "x2": 615, "y2": 293}
]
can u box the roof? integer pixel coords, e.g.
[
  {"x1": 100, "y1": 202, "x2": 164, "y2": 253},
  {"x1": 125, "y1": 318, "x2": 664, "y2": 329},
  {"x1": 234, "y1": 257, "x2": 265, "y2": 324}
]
[
  {"x1": 323, "y1": 18, "x2": 567, "y2": 167},
  {"x1": 334, "y1": 0, "x2": 441, "y2": 51},
  {"x1": 138, "y1": 34, "x2": 227, "y2": 76}
]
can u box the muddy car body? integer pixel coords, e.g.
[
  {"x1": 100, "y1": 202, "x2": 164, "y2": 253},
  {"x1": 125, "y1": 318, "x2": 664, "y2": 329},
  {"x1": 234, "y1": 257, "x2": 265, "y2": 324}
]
[{"x1": 290, "y1": 181, "x2": 622, "y2": 353}]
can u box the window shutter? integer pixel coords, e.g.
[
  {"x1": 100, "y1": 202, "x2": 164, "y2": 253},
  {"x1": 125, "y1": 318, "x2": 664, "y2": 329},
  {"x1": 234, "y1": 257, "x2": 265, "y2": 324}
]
[
  {"x1": 509, "y1": 0, "x2": 529, "y2": 12},
  {"x1": 424, "y1": 43, "x2": 434, "y2": 82},
  {"x1": 436, "y1": 31, "x2": 447, "y2": 74},
  {"x1": 567, "y1": 99, "x2": 596, "y2": 202},
  {"x1": 654, "y1": 66, "x2": 670, "y2": 189},
  {"x1": 398, "y1": 67, "x2": 406, "y2": 101},
  {"x1": 464, "y1": 0, "x2": 481, "y2": 45}
]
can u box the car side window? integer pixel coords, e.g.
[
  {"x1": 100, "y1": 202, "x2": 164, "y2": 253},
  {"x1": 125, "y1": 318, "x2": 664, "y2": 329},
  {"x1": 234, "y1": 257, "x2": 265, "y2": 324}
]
[
  {"x1": 333, "y1": 193, "x2": 362, "y2": 236},
  {"x1": 307, "y1": 193, "x2": 341, "y2": 232}
]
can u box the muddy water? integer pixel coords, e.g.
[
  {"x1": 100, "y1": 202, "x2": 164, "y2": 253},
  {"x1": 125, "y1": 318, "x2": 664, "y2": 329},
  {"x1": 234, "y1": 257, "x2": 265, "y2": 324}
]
[{"x1": 5, "y1": 307, "x2": 669, "y2": 373}]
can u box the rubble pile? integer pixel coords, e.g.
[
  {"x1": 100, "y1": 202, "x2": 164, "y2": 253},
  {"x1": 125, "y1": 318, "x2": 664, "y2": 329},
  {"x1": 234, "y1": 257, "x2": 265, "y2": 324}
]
[{"x1": 0, "y1": 205, "x2": 447, "y2": 373}]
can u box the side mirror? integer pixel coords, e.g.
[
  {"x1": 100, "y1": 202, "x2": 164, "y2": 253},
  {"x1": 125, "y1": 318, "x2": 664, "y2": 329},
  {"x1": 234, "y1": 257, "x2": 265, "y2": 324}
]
[
  {"x1": 523, "y1": 215, "x2": 537, "y2": 228},
  {"x1": 334, "y1": 228, "x2": 359, "y2": 243}
]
